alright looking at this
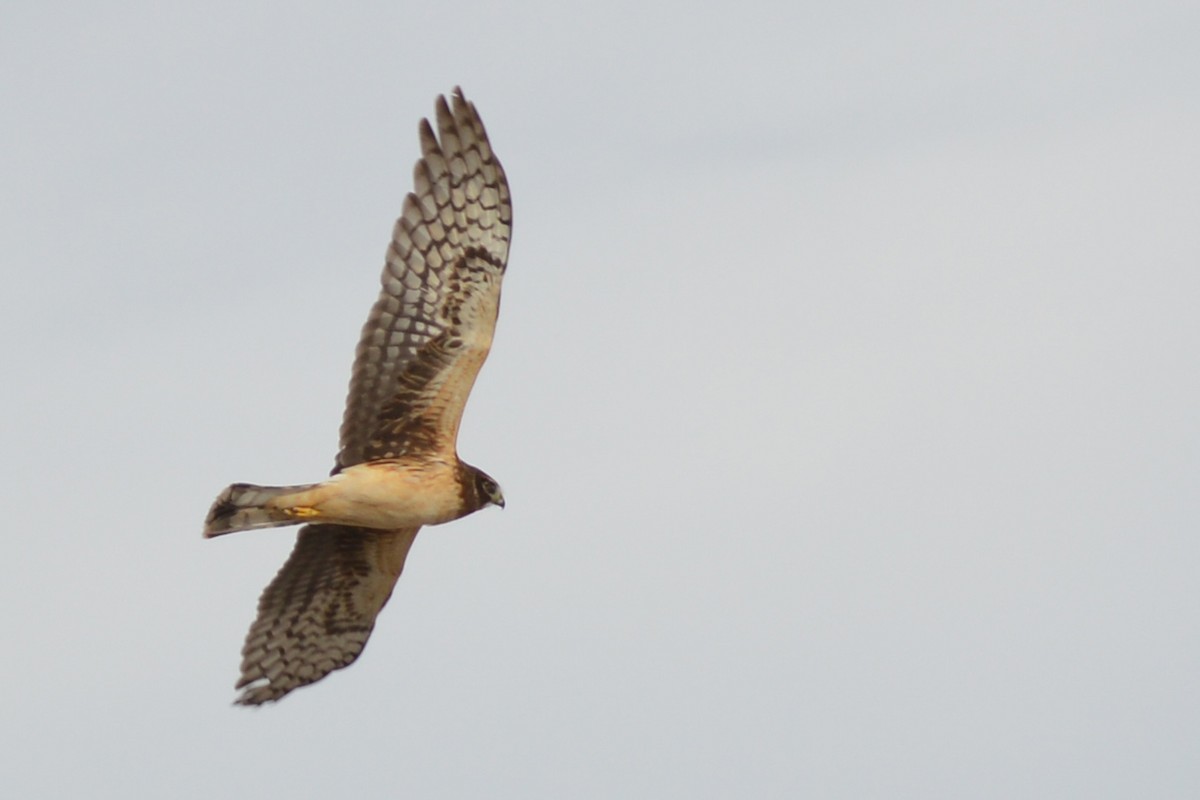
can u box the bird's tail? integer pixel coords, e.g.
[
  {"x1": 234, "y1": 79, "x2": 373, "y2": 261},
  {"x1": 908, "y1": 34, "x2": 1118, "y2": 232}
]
[{"x1": 203, "y1": 482, "x2": 319, "y2": 538}]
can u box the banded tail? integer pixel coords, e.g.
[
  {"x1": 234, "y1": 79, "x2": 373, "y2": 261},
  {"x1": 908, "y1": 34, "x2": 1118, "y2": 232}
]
[{"x1": 204, "y1": 482, "x2": 319, "y2": 538}]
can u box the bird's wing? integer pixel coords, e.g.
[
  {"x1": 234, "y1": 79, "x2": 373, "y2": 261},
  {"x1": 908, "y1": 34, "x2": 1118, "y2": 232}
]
[
  {"x1": 336, "y1": 87, "x2": 511, "y2": 470},
  {"x1": 234, "y1": 524, "x2": 420, "y2": 705}
]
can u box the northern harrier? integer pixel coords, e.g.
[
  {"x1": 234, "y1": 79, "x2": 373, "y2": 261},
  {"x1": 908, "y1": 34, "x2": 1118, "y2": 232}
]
[{"x1": 204, "y1": 88, "x2": 511, "y2": 705}]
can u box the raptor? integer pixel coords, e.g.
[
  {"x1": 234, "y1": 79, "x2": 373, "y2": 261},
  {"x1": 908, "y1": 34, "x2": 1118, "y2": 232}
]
[{"x1": 204, "y1": 88, "x2": 511, "y2": 705}]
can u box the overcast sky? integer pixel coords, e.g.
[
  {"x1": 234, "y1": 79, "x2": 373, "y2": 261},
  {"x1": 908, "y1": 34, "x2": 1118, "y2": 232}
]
[{"x1": 2, "y1": 2, "x2": 1198, "y2": 797}]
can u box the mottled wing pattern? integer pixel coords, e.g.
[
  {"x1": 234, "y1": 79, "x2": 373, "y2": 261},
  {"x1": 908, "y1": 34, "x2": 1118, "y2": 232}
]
[
  {"x1": 235, "y1": 524, "x2": 419, "y2": 705},
  {"x1": 337, "y1": 88, "x2": 511, "y2": 470}
]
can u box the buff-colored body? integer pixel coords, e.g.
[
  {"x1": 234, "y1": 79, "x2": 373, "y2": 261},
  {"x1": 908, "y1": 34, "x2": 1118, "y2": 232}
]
[
  {"x1": 279, "y1": 461, "x2": 467, "y2": 528},
  {"x1": 203, "y1": 460, "x2": 474, "y2": 537}
]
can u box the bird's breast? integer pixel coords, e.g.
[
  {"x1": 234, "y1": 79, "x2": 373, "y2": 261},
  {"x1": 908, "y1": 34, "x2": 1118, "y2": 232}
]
[{"x1": 314, "y1": 459, "x2": 467, "y2": 528}]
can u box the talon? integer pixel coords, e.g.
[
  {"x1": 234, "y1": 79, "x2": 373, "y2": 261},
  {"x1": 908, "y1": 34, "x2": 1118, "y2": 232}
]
[{"x1": 284, "y1": 506, "x2": 321, "y2": 519}]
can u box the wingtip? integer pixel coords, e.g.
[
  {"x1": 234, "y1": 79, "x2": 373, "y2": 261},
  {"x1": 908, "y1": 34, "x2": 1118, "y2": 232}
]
[
  {"x1": 232, "y1": 676, "x2": 282, "y2": 707},
  {"x1": 448, "y1": 86, "x2": 473, "y2": 117}
]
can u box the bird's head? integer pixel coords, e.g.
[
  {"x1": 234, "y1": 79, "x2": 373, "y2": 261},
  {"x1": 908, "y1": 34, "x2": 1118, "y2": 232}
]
[{"x1": 469, "y1": 467, "x2": 505, "y2": 510}]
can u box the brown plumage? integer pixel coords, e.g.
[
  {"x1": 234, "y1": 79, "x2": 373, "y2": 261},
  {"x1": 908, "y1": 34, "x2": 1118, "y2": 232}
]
[{"x1": 204, "y1": 88, "x2": 511, "y2": 705}]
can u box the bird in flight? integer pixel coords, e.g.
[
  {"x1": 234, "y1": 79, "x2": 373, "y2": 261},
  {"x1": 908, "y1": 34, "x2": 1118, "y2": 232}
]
[{"x1": 204, "y1": 88, "x2": 511, "y2": 705}]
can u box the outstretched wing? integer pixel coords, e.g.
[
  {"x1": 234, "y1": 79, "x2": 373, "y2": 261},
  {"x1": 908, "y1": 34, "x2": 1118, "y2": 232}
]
[
  {"x1": 337, "y1": 87, "x2": 511, "y2": 470},
  {"x1": 234, "y1": 524, "x2": 420, "y2": 705}
]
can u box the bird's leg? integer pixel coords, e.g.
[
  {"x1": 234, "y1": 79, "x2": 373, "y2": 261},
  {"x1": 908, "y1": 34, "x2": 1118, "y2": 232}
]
[{"x1": 281, "y1": 506, "x2": 322, "y2": 520}]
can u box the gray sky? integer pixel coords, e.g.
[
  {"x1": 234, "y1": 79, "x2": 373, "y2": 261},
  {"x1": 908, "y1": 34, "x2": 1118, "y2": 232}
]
[{"x1": 2, "y1": 1, "x2": 1198, "y2": 797}]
